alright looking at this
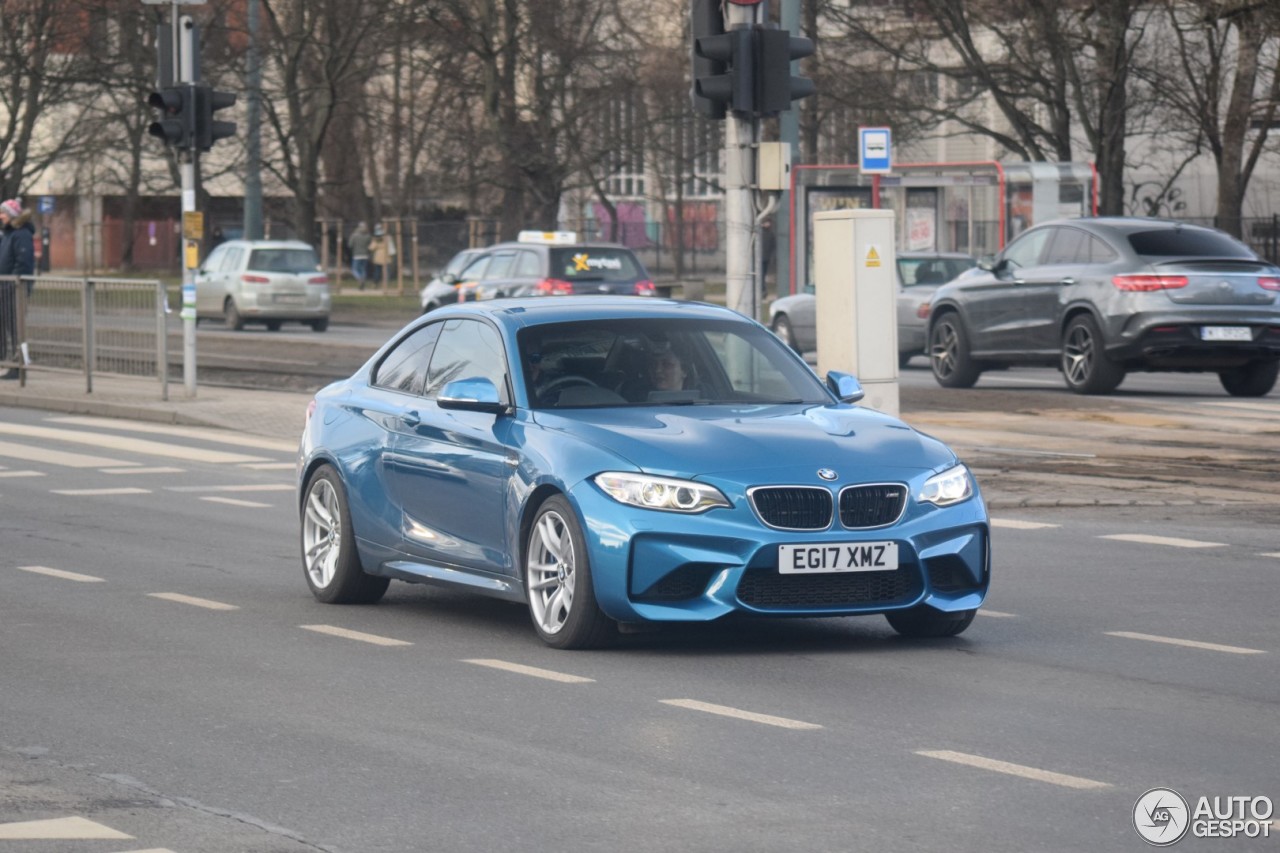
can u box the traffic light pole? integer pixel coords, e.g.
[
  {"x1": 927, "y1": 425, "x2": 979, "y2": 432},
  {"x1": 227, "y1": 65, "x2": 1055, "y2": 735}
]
[
  {"x1": 177, "y1": 13, "x2": 198, "y2": 398},
  {"x1": 723, "y1": 1, "x2": 759, "y2": 323}
]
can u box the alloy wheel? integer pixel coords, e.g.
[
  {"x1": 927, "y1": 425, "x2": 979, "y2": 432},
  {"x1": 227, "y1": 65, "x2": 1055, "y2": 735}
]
[
  {"x1": 1062, "y1": 324, "x2": 1096, "y2": 386},
  {"x1": 303, "y1": 478, "x2": 341, "y2": 590},
  {"x1": 528, "y1": 510, "x2": 576, "y2": 636}
]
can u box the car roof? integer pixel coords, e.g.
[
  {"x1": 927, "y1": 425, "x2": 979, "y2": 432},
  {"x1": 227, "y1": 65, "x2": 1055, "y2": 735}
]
[
  {"x1": 482, "y1": 240, "x2": 636, "y2": 253},
  {"x1": 898, "y1": 251, "x2": 976, "y2": 260},
  {"x1": 425, "y1": 296, "x2": 743, "y2": 328},
  {"x1": 1033, "y1": 217, "x2": 1220, "y2": 236}
]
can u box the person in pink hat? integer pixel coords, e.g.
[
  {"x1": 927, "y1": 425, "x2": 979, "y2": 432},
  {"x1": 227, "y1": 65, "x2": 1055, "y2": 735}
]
[{"x1": 0, "y1": 197, "x2": 34, "y2": 286}]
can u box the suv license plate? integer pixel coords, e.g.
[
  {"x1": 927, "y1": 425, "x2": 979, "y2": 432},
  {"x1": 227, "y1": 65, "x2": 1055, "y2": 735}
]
[
  {"x1": 1201, "y1": 326, "x2": 1251, "y2": 341},
  {"x1": 778, "y1": 542, "x2": 898, "y2": 574}
]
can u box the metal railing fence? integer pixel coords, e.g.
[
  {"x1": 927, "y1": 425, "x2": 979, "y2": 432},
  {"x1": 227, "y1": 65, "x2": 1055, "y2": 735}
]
[{"x1": 0, "y1": 276, "x2": 169, "y2": 399}]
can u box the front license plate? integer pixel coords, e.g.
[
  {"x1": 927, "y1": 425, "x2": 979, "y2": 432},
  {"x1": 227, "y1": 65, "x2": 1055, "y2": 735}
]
[
  {"x1": 778, "y1": 542, "x2": 899, "y2": 574},
  {"x1": 1201, "y1": 326, "x2": 1251, "y2": 341}
]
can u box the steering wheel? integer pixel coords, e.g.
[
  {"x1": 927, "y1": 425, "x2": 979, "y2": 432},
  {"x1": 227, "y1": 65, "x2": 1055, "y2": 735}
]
[{"x1": 538, "y1": 375, "x2": 598, "y2": 397}]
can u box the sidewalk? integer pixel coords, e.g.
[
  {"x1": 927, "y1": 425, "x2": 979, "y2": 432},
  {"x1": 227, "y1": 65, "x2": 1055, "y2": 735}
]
[{"x1": 0, "y1": 368, "x2": 313, "y2": 441}]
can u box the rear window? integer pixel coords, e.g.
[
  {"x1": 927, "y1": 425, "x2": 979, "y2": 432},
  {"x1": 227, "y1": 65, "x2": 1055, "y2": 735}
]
[
  {"x1": 248, "y1": 248, "x2": 321, "y2": 273},
  {"x1": 1128, "y1": 229, "x2": 1254, "y2": 259},
  {"x1": 549, "y1": 247, "x2": 645, "y2": 281}
]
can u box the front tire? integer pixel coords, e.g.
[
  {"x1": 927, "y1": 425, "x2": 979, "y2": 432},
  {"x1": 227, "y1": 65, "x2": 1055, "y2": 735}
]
[
  {"x1": 1061, "y1": 314, "x2": 1125, "y2": 394},
  {"x1": 525, "y1": 495, "x2": 614, "y2": 649},
  {"x1": 771, "y1": 314, "x2": 799, "y2": 353},
  {"x1": 301, "y1": 465, "x2": 389, "y2": 604},
  {"x1": 310, "y1": 317, "x2": 330, "y2": 332},
  {"x1": 929, "y1": 312, "x2": 981, "y2": 388},
  {"x1": 886, "y1": 605, "x2": 976, "y2": 638},
  {"x1": 1219, "y1": 360, "x2": 1278, "y2": 397}
]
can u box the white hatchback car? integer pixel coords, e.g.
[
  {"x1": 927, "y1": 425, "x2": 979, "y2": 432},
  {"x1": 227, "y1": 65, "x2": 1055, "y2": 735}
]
[{"x1": 196, "y1": 239, "x2": 332, "y2": 331}]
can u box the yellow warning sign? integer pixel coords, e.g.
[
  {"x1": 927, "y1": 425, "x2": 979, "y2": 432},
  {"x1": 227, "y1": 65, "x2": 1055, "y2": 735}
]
[
  {"x1": 184, "y1": 241, "x2": 200, "y2": 270},
  {"x1": 183, "y1": 211, "x2": 204, "y2": 241},
  {"x1": 865, "y1": 245, "x2": 882, "y2": 268}
]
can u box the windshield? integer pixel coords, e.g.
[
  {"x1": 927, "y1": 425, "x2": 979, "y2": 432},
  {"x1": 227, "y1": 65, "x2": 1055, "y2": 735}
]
[
  {"x1": 520, "y1": 318, "x2": 830, "y2": 409},
  {"x1": 248, "y1": 248, "x2": 321, "y2": 274},
  {"x1": 548, "y1": 247, "x2": 645, "y2": 282}
]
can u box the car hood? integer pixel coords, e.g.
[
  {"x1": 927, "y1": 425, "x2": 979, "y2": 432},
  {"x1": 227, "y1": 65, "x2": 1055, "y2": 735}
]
[{"x1": 532, "y1": 404, "x2": 956, "y2": 483}]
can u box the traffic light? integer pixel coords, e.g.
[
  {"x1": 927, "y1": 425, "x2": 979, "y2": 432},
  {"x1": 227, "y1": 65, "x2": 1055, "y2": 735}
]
[
  {"x1": 756, "y1": 27, "x2": 815, "y2": 115},
  {"x1": 693, "y1": 26, "x2": 755, "y2": 116},
  {"x1": 690, "y1": 0, "x2": 726, "y2": 119},
  {"x1": 147, "y1": 85, "x2": 193, "y2": 149},
  {"x1": 195, "y1": 85, "x2": 237, "y2": 151}
]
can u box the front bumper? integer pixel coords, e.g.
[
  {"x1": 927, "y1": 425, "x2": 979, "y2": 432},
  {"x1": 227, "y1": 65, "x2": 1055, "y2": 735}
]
[{"x1": 568, "y1": 479, "x2": 990, "y2": 624}]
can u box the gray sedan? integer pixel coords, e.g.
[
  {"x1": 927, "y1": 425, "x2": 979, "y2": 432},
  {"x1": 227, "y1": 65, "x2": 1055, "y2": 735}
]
[
  {"x1": 769, "y1": 252, "x2": 977, "y2": 366},
  {"x1": 926, "y1": 217, "x2": 1280, "y2": 396}
]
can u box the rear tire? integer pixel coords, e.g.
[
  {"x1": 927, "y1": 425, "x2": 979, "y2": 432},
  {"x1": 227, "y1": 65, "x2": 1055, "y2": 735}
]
[
  {"x1": 1219, "y1": 360, "x2": 1279, "y2": 397},
  {"x1": 266, "y1": 320, "x2": 282, "y2": 331},
  {"x1": 310, "y1": 317, "x2": 330, "y2": 332},
  {"x1": 1061, "y1": 314, "x2": 1125, "y2": 394},
  {"x1": 929, "y1": 312, "x2": 981, "y2": 388},
  {"x1": 300, "y1": 465, "x2": 389, "y2": 604},
  {"x1": 224, "y1": 298, "x2": 245, "y2": 331},
  {"x1": 772, "y1": 314, "x2": 799, "y2": 353},
  {"x1": 885, "y1": 605, "x2": 976, "y2": 638},
  {"x1": 525, "y1": 495, "x2": 614, "y2": 650}
]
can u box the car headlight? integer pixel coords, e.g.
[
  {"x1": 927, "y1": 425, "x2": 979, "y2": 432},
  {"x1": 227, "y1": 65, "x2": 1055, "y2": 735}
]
[
  {"x1": 593, "y1": 472, "x2": 730, "y2": 513},
  {"x1": 918, "y1": 464, "x2": 973, "y2": 506}
]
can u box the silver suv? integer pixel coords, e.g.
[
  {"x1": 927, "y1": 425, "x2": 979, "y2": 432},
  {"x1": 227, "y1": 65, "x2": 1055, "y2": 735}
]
[{"x1": 195, "y1": 239, "x2": 332, "y2": 332}]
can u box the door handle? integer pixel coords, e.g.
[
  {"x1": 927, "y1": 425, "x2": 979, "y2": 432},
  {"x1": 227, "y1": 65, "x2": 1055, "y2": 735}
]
[
  {"x1": 401, "y1": 409, "x2": 421, "y2": 428},
  {"x1": 1060, "y1": 277, "x2": 1077, "y2": 286}
]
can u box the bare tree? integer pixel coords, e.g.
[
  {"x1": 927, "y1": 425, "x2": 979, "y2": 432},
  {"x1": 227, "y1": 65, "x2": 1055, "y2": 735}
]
[{"x1": 1140, "y1": 0, "x2": 1280, "y2": 236}]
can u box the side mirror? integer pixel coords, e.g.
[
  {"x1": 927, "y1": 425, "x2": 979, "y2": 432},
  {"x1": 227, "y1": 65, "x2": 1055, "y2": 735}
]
[
  {"x1": 977, "y1": 256, "x2": 996, "y2": 272},
  {"x1": 439, "y1": 377, "x2": 507, "y2": 414},
  {"x1": 825, "y1": 371, "x2": 865, "y2": 404}
]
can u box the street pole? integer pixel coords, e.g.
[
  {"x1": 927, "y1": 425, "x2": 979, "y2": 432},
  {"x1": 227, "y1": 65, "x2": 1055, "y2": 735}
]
[
  {"x1": 243, "y1": 0, "x2": 263, "y2": 240},
  {"x1": 179, "y1": 12, "x2": 198, "y2": 397},
  {"x1": 723, "y1": 1, "x2": 760, "y2": 322}
]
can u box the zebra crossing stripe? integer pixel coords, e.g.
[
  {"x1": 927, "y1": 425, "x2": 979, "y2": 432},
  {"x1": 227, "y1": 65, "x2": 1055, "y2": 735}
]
[{"x1": 0, "y1": 816, "x2": 132, "y2": 839}]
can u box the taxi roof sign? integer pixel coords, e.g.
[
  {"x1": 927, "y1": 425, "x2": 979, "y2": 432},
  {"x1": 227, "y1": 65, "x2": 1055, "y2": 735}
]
[{"x1": 518, "y1": 230, "x2": 578, "y2": 245}]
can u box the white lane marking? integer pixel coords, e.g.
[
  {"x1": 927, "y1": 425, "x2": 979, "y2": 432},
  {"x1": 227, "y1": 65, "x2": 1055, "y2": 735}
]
[
  {"x1": 49, "y1": 415, "x2": 298, "y2": 453},
  {"x1": 115, "y1": 849, "x2": 177, "y2": 853},
  {"x1": 991, "y1": 518, "x2": 1061, "y2": 530},
  {"x1": 660, "y1": 698, "x2": 822, "y2": 730},
  {"x1": 17, "y1": 565, "x2": 105, "y2": 583},
  {"x1": 0, "y1": 469, "x2": 44, "y2": 478},
  {"x1": 974, "y1": 446, "x2": 1096, "y2": 459},
  {"x1": 0, "y1": 816, "x2": 133, "y2": 840},
  {"x1": 0, "y1": 439, "x2": 138, "y2": 469},
  {"x1": 1199, "y1": 400, "x2": 1280, "y2": 413},
  {"x1": 147, "y1": 592, "x2": 239, "y2": 611},
  {"x1": 0, "y1": 423, "x2": 269, "y2": 464},
  {"x1": 300, "y1": 624, "x2": 412, "y2": 647},
  {"x1": 102, "y1": 466, "x2": 185, "y2": 475},
  {"x1": 168, "y1": 483, "x2": 293, "y2": 493},
  {"x1": 51, "y1": 487, "x2": 151, "y2": 496},
  {"x1": 464, "y1": 658, "x2": 595, "y2": 684},
  {"x1": 1101, "y1": 533, "x2": 1226, "y2": 549},
  {"x1": 1105, "y1": 631, "x2": 1265, "y2": 655},
  {"x1": 200, "y1": 496, "x2": 273, "y2": 508},
  {"x1": 916, "y1": 750, "x2": 1111, "y2": 790},
  {"x1": 240, "y1": 461, "x2": 296, "y2": 470},
  {"x1": 1261, "y1": 552, "x2": 1280, "y2": 559},
  {"x1": 978, "y1": 609, "x2": 1017, "y2": 618}
]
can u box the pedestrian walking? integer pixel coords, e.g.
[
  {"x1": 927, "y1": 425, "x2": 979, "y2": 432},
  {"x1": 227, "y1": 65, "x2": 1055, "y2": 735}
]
[
  {"x1": 0, "y1": 197, "x2": 34, "y2": 380},
  {"x1": 370, "y1": 224, "x2": 396, "y2": 286},
  {"x1": 348, "y1": 222, "x2": 371, "y2": 290}
]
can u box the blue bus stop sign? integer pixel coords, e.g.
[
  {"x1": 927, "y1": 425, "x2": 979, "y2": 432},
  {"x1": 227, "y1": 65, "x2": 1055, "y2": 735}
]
[
  {"x1": 39, "y1": 196, "x2": 54, "y2": 214},
  {"x1": 859, "y1": 127, "x2": 892, "y2": 174}
]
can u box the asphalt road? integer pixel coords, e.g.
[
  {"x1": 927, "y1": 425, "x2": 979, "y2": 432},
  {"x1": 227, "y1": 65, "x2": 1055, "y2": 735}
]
[{"x1": 1, "y1": 406, "x2": 1277, "y2": 852}]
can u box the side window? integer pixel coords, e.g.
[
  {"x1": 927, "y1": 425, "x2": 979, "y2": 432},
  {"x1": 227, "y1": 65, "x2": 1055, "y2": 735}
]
[
  {"x1": 484, "y1": 252, "x2": 516, "y2": 279},
  {"x1": 203, "y1": 245, "x2": 228, "y2": 271},
  {"x1": 220, "y1": 248, "x2": 243, "y2": 273},
  {"x1": 1002, "y1": 229, "x2": 1052, "y2": 270},
  {"x1": 424, "y1": 319, "x2": 509, "y2": 401},
  {"x1": 458, "y1": 256, "x2": 490, "y2": 281},
  {"x1": 1043, "y1": 228, "x2": 1087, "y2": 265},
  {"x1": 372, "y1": 324, "x2": 443, "y2": 395},
  {"x1": 1086, "y1": 235, "x2": 1118, "y2": 264},
  {"x1": 516, "y1": 250, "x2": 541, "y2": 277}
]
